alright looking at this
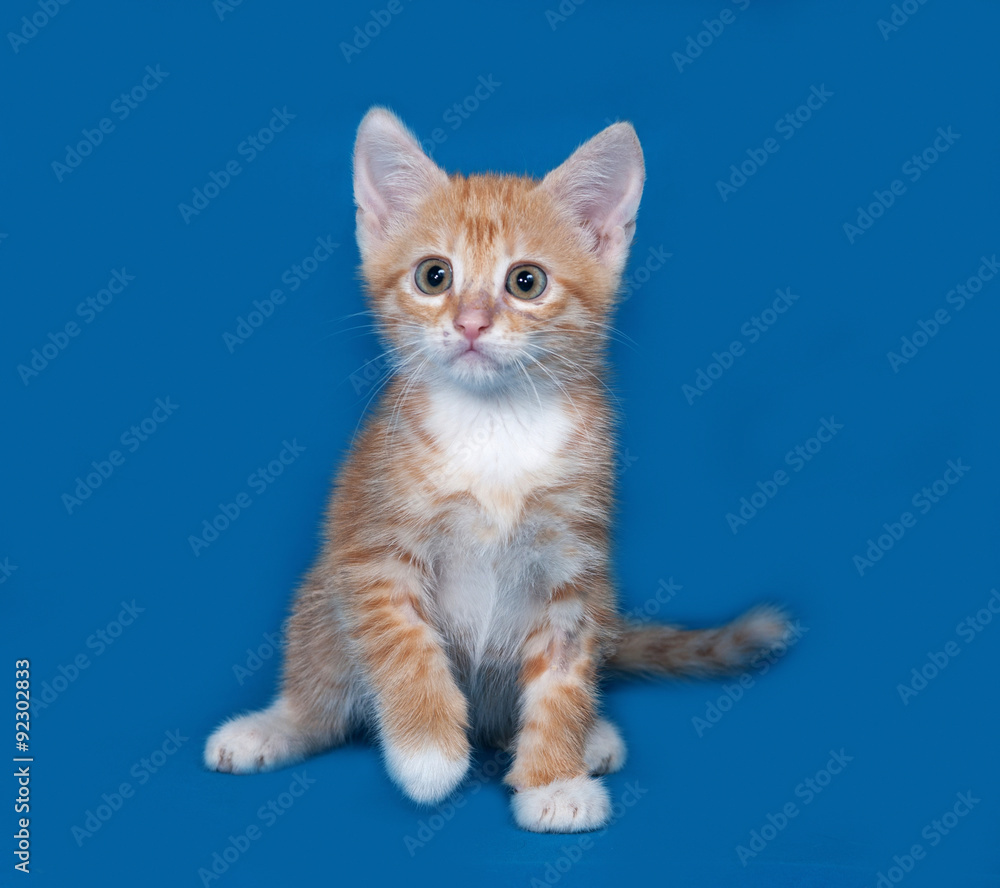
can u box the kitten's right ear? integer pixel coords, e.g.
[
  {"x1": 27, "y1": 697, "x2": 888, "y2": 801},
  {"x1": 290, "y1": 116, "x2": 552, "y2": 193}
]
[
  {"x1": 540, "y1": 122, "x2": 645, "y2": 275},
  {"x1": 353, "y1": 107, "x2": 448, "y2": 255}
]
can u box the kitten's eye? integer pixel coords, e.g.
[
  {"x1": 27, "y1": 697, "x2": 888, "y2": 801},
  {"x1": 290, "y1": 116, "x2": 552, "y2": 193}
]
[
  {"x1": 506, "y1": 264, "x2": 547, "y2": 300},
  {"x1": 415, "y1": 258, "x2": 453, "y2": 295}
]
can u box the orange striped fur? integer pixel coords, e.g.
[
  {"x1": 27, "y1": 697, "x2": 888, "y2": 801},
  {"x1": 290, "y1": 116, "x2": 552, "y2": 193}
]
[{"x1": 204, "y1": 108, "x2": 790, "y2": 833}]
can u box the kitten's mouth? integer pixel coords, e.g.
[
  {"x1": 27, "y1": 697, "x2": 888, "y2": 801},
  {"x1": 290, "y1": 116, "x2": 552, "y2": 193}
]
[
  {"x1": 448, "y1": 344, "x2": 502, "y2": 378},
  {"x1": 456, "y1": 345, "x2": 491, "y2": 363}
]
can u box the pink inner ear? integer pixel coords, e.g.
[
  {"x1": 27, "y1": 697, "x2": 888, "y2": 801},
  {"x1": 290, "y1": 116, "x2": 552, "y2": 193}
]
[
  {"x1": 353, "y1": 108, "x2": 448, "y2": 243},
  {"x1": 540, "y1": 123, "x2": 645, "y2": 263}
]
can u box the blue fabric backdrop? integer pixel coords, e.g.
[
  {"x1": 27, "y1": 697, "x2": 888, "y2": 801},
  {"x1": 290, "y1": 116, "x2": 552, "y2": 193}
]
[{"x1": 3, "y1": 0, "x2": 997, "y2": 885}]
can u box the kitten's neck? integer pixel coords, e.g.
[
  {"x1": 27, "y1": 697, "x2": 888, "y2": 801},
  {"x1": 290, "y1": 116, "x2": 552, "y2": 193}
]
[
  {"x1": 411, "y1": 374, "x2": 580, "y2": 508},
  {"x1": 415, "y1": 366, "x2": 592, "y2": 418}
]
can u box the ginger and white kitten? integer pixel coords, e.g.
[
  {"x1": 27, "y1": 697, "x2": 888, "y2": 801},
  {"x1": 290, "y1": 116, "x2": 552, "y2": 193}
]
[{"x1": 204, "y1": 108, "x2": 789, "y2": 833}]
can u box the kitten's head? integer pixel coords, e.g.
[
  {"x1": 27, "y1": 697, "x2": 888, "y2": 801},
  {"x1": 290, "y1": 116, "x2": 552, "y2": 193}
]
[{"x1": 353, "y1": 107, "x2": 644, "y2": 395}]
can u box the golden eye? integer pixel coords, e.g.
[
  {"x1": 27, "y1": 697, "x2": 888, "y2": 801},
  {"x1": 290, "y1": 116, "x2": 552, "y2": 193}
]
[
  {"x1": 506, "y1": 264, "x2": 547, "y2": 300},
  {"x1": 415, "y1": 258, "x2": 453, "y2": 295}
]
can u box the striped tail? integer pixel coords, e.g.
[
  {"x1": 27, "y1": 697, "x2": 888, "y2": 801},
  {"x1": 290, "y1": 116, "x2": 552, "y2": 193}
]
[{"x1": 607, "y1": 605, "x2": 791, "y2": 676}]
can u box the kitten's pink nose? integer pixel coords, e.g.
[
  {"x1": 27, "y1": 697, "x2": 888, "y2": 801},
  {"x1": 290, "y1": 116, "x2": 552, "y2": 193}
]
[{"x1": 454, "y1": 309, "x2": 492, "y2": 344}]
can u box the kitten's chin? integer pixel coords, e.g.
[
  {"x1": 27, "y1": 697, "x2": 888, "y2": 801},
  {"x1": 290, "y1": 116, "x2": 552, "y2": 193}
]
[{"x1": 439, "y1": 348, "x2": 514, "y2": 393}]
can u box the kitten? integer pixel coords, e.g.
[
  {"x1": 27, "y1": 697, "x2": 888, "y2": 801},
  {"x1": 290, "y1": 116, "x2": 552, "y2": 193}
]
[{"x1": 204, "y1": 108, "x2": 790, "y2": 833}]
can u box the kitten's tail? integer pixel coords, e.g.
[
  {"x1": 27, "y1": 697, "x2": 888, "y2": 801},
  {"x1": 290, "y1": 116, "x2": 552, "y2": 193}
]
[{"x1": 607, "y1": 605, "x2": 792, "y2": 677}]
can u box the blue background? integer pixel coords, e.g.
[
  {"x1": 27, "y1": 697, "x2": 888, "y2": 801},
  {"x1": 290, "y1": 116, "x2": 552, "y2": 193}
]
[{"x1": 2, "y1": 0, "x2": 998, "y2": 885}]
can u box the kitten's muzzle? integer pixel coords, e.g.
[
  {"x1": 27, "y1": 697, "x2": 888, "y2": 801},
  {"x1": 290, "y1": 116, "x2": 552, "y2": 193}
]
[{"x1": 454, "y1": 308, "x2": 492, "y2": 345}]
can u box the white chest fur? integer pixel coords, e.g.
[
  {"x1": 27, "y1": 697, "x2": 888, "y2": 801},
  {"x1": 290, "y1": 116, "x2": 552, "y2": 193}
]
[
  {"x1": 411, "y1": 384, "x2": 579, "y2": 672},
  {"x1": 419, "y1": 384, "x2": 574, "y2": 531}
]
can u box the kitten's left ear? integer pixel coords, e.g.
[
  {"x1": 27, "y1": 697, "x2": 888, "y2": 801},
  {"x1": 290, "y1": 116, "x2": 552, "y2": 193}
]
[
  {"x1": 540, "y1": 122, "x2": 645, "y2": 273},
  {"x1": 353, "y1": 107, "x2": 448, "y2": 256}
]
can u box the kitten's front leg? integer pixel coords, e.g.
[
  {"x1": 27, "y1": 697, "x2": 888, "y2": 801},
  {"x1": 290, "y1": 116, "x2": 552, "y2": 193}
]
[
  {"x1": 505, "y1": 587, "x2": 611, "y2": 833},
  {"x1": 352, "y1": 564, "x2": 471, "y2": 804}
]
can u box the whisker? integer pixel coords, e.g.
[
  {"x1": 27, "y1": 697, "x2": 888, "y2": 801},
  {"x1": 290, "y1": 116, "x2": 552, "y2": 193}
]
[
  {"x1": 385, "y1": 348, "x2": 434, "y2": 452},
  {"x1": 348, "y1": 337, "x2": 428, "y2": 447},
  {"x1": 321, "y1": 308, "x2": 377, "y2": 325},
  {"x1": 516, "y1": 348, "x2": 587, "y2": 428},
  {"x1": 528, "y1": 343, "x2": 624, "y2": 412},
  {"x1": 512, "y1": 354, "x2": 544, "y2": 412}
]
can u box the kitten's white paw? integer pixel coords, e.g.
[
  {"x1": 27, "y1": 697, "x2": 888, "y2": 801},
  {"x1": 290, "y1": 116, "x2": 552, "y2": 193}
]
[
  {"x1": 204, "y1": 701, "x2": 305, "y2": 774},
  {"x1": 512, "y1": 776, "x2": 610, "y2": 833},
  {"x1": 584, "y1": 719, "x2": 627, "y2": 775},
  {"x1": 384, "y1": 743, "x2": 470, "y2": 804}
]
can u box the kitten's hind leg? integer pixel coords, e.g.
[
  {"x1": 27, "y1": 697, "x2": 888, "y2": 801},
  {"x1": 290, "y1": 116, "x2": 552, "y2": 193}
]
[
  {"x1": 205, "y1": 585, "x2": 363, "y2": 774},
  {"x1": 205, "y1": 695, "x2": 337, "y2": 774},
  {"x1": 584, "y1": 718, "x2": 626, "y2": 776}
]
